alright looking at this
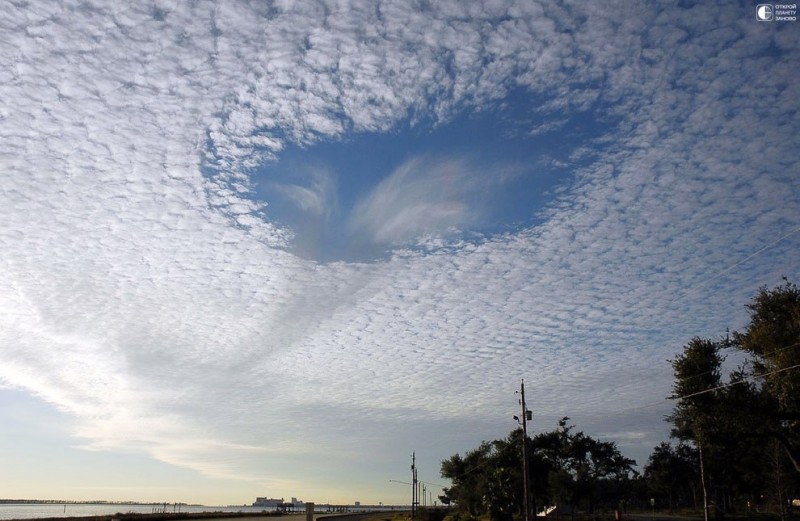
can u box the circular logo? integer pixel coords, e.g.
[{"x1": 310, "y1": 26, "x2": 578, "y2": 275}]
[{"x1": 757, "y1": 4, "x2": 774, "y2": 21}]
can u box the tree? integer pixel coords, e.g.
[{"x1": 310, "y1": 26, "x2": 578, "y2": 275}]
[
  {"x1": 440, "y1": 441, "x2": 496, "y2": 516},
  {"x1": 643, "y1": 442, "x2": 699, "y2": 510},
  {"x1": 668, "y1": 337, "x2": 723, "y2": 521},
  {"x1": 440, "y1": 434, "x2": 525, "y2": 519},
  {"x1": 661, "y1": 281, "x2": 800, "y2": 518},
  {"x1": 533, "y1": 419, "x2": 637, "y2": 514},
  {"x1": 440, "y1": 422, "x2": 636, "y2": 521},
  {"x1": 733, "y1": 279, "x2": 800, "y2": 472},
  {"x1": 485, "y1": 466, "x2": 517, "y2": 521}
]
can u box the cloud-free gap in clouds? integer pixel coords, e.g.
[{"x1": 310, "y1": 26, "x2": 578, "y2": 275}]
[{"x1": 252, "y1": 100, "x2": 592, "y2": 262}]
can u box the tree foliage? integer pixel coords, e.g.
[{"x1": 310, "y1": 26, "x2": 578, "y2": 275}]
[
  {"x1": 643, "y1": 442, "x2": 698, "y2": 510},
  {"x1": 659, "y1": 280, "x2": 800, "y2": 516},
  {"x1": 734, "y1": 279, "x2": 800, "y2": 471},
  {"x1": 440, "y1": 281, "x2": 800, "y2": 521},
  {"x1": 668, "y1": 337, "x2": 723, "y2": 445},
  {"x1": 440, "y1": 420, "x2": 636, "y2": 521}
]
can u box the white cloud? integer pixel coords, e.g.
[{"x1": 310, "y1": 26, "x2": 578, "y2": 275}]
[
  {"x1": 347, "y1": 156, "x2": 473, "y2": 244},
  {"x1": 347, "y1": 155, "x2": 526, "y2": 245},
  {"x1": 269, "y1": 167, "x2": 338, "y2": 218}
]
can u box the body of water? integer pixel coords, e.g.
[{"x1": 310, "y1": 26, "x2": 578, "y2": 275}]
[{"x1": 0, "y1": 504, "x2": 280, "y2": 520}]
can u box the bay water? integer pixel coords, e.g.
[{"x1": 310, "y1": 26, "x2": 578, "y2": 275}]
[{"x1": 0, "y1": 504, "x2": 280, "y2": 521}]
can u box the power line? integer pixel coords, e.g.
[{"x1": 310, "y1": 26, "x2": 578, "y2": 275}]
[
  {"x1": 663, "y1": 340, "x2": 800, "y2": 387},
  {"x1": 535, "y1": 341, "x2": 800, "y2": 425},
  {"x1": 602, "y1": 223, "x2": 799, "y2": 353},
  {"x1": 668, "y1": 362, "x2": 800, "y2": 401},
  {"x1": 698, "y1": 225, "x2": 800, "y2": 291},
  {"x1": 522, "y1": 224, "x2": 800, "y2": 401}
]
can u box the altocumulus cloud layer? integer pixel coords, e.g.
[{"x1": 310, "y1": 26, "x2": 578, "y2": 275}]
[{"x1": 1, "y1": 0, "x2": 799, "y2": 500}]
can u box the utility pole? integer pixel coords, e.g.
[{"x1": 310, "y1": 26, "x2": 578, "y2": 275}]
[
  {"x1": 518, "y1": 380, "x2": 533, "y2": 521},
  {"x1": 411, "y1": 452, "x2": 418, "y2": 521}
]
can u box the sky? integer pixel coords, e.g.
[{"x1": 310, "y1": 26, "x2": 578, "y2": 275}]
[{"x1": 1, "y1": 0, "x2": 799, "y2": 508}]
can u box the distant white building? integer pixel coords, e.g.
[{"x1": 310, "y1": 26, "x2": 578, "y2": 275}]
[
  {"x1": 253, "y1": 498, "x2": 284, "y2": 507},
  {"x1": 253, "y1": 497, "x2": 304, "y2": 509}
]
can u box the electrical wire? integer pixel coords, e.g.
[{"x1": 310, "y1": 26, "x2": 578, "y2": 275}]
[
  {"x1": 527, "y1": 340, "x2": 800, "y2": 427},
  {"x1": 696, "y1": 225, "x2": 800, "y2": 291},
  {"x1": 668, "y1": 362, "x2": 800, "y2": 401}
]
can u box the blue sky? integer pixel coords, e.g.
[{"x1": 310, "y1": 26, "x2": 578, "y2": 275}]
[
  {"x1": 255, "y1": 97, "x2": 582, "y2": 261},
  {"x1": 1, "y1": 0, "x2": 799, "y2": 508}
]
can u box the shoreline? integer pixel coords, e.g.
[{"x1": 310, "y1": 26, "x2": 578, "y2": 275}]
[
  {"x1": 4, "y1": 510, "x2": 409, "y2": 521},
  {"x1": 5, "y1": 512, "x2": 288, "y2": 521}
]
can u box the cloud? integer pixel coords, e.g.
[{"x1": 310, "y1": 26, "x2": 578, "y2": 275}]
[
  {"x1": 0, "y1": 0, "x2": 798, "y2": 503},
  {"x1": 347, "y1": 155, "x2": 526, "y2": 245},
  {"x1": 347, "y1": 156, "x2": 474, "y2": 244},
  {"x1": 269, "y1": 167, "x2": 338, "y2": 218}
]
